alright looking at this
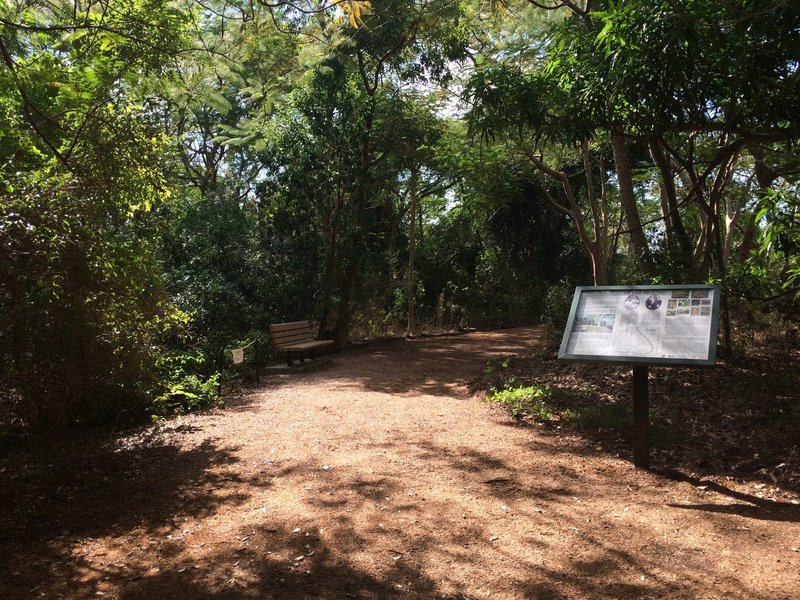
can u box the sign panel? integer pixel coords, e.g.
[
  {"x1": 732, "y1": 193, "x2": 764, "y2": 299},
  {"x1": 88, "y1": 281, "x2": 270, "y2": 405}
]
[
  {"x1": 558, "y1": 285, "x2": 721, "y2": 366},
  {"x1": 231, "y1": 348, "x2": 244, "y2": 365}
]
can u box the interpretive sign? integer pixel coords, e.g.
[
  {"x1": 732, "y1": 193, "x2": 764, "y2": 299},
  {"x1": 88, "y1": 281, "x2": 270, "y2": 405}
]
[
  {"x1": 558, "y1": 284, "x2": 721, "y2": 468},
  {"x1": 559, "y1": 285, "x2": 721, "y2": 367}
]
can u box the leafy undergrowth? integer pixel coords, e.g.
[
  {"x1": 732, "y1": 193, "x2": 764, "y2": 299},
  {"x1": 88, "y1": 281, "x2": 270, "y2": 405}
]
[{"x1": 483, "y1": 346, "x2": 800, "y2": 495}]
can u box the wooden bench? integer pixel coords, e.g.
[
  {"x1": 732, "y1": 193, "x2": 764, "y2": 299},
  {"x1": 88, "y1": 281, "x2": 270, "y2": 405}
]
[{"x1": 269, "y1": 321, "x2": 334, "y2": 367}]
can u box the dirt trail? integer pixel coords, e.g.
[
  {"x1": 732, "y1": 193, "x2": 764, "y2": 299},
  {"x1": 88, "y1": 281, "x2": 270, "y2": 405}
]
[{"x1": 1, "y1": 326, "x2": 799, "y2": 599}]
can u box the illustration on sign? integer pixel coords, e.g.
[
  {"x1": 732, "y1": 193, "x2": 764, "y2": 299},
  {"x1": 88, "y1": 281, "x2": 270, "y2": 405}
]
[{"x1": 559, "y1": 285, "x2": 720, "y2": 365}]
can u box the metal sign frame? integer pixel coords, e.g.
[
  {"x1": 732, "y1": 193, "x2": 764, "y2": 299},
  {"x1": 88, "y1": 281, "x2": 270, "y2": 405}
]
[{"x1": 558, "y1": 284, "x2": 721, "y2": 367}]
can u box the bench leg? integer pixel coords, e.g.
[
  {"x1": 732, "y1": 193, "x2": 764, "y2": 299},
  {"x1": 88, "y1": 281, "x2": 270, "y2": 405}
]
[
  {"x1": 286, "y1": 351, "x2": 293, "y2": 367},
  {"x1": 299, "y1": 351, "x2": 305, "y2": 364}
]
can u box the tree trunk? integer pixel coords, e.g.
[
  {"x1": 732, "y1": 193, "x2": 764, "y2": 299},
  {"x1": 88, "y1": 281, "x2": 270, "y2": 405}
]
[
  {"x1": 332, "y1": 95, "x2": 376, "y2": 346},
  {"x1": 334, "y1": 250, "x2": 360, "y2": 346},
  {"x1": 317, "y1": 226, "x2": 338, "y2": 339},
  {"x1": 612, "y1": 129, "x2": 655, "y2": 278},
  {"x1": 528, "y1": 149, "x2": 608, "y2": 286},
  {"x1": 738, "y1": 148, "x2": 778, "y2": 262},
  {"x1": 406, "y1": 170, "x2": 419, "y2": 337},
  {"x1": 649, "y1": 138, "x2": 692, "y2": 260},
  {"x1": 333, "y1": 182, "x2": 368, "y2": 346},
  {"x1": 591, "y1": 249, "x2": 608, "y2": 286},
  {"x1": 657, "y1": 180, "x2": 673, "y2": 248},
  {"x1": 387, "y1": 214, "x2": 401, "y2": 290}
]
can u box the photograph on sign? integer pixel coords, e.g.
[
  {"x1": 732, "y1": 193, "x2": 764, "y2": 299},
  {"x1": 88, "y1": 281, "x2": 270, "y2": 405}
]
[{"x1": 559, "y1": 285, "x2": 720, "y2": 366}]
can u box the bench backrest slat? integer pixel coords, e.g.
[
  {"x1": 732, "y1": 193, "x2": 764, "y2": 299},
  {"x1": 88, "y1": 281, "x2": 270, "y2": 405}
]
[
  {"x1": 269, "y1": 321, "x2": 315, "y2": 349},
  {"x1": 270, "y1": 321, "x2": 311, "y2": 333}
]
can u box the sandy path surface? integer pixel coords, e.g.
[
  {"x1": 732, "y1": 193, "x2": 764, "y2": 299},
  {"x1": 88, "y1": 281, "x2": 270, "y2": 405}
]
[{"x1": 1, "y1": 326, "x2": 798, "y2": 599}]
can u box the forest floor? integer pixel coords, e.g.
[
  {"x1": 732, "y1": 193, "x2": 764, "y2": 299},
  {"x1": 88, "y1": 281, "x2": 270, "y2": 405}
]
[{"x1": 1, "y1": 325, "x2": 799, "y2": 599}]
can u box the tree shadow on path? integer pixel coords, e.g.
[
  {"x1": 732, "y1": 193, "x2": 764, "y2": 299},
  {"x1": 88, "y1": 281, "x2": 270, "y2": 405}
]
[
  {"x1": 315, "y1": 326, "x2": 544, "y2": 398},
  {"x1": 0, "y1": 426, "x2": 263, "y2": 599}
]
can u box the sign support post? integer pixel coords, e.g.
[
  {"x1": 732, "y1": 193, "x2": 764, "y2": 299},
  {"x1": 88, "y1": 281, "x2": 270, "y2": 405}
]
[{"x1": 632, "y1": 365, "x2": 650, "y2": 468}]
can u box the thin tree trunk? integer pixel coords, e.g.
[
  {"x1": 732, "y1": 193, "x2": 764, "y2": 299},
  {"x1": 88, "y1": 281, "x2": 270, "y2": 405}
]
[
  {"x1": 406, "y1": 170, "x2": 419, "y2": 337},
  {"x1": 334, "y1": 250, "x2": 360, "y2": 345},
  {"x1": 738, "y1": 148, "x2": 778, "y2": 262},
  {"x1": 333, "y1": 180, "x2": 369, "y2": 346},
  {"x1": 317, "y1": 225, "x2": 338, "y2": 339},
  {"x1": 657, "y1": 180, "x2": 673, "y2": 248},
  {"x1": 612, "y1": 129, "x2": 655, "y2": 278},
  {"x1": 723, "y1": 176, "x2": 753, "y2": 268},
  {"x1": 649, "y1": 138, "x2": 692, "y2": 259},
  {"x1": 527, "y1": 149, "x2": 608, "y2": 286}
]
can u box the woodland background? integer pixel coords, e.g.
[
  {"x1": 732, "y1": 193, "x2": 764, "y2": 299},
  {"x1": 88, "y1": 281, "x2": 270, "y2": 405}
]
[{"x1": 1, "y1": 0, "x2": 799, "y2": 433}]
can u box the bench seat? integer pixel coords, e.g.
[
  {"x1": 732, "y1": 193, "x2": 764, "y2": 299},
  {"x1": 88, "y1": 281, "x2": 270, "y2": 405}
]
[{"x1": 281, "y1": 340, "x2": 335, "y2": 351}]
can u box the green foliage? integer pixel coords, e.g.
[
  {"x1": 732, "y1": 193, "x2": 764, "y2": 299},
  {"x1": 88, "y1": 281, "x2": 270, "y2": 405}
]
[
  {"x1": 415, "y1": 129, "x2": 579, "y2": 330},
  {"x1": 0, "y1": 107, "x2": 175, "y2": 430},
  {"x1": 160, "y1": 189, "x2": 297, "y2": 358},
  {"x1": 149, "y1": 311, "x2": 224, "y2": 417},
  {"x1": 482, "y1": 356, "x2": 516, "y2": 391},
  {"x1": 464, "y1": 66, "x2": 552, "y2": 143},
  {"x1": 752, "y1": 186, "x2": 800, "y2": 307},
  {"x1": 0, "y1": 0, "x2": 194, "y2": 431},
  {"x1": 487, "y1": 381, "x2": 631, "y2": 432},
  {"x1": 151, "y1": 372, "x2": 221, "y2": 418},
  {"x1": 553, "y1": 0, "x2": 800, "y2": 135},
  {"x1": 487, "y1": 385, "x2": 555, "y2": 421},
  {"x1": 542, "y1": 280, "x2": 578, "y2": 347},
  {"x1": 465, "y1": 0, "x2": 800, "y2": 294}
]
